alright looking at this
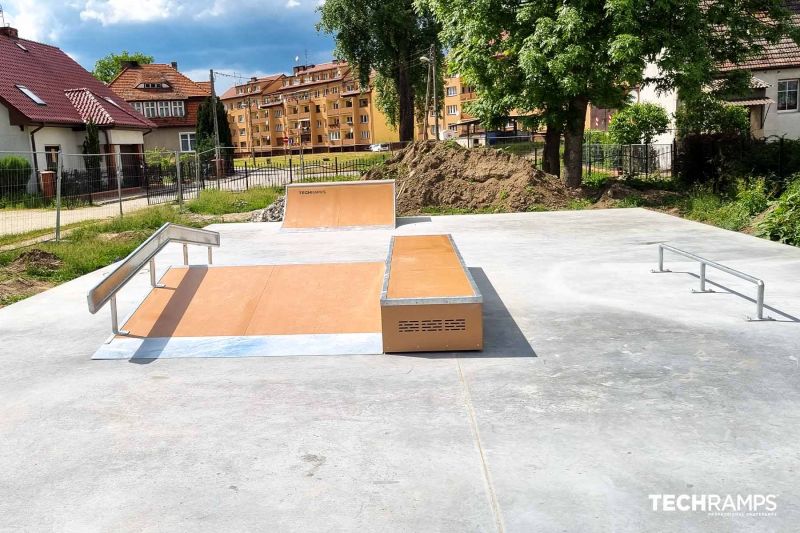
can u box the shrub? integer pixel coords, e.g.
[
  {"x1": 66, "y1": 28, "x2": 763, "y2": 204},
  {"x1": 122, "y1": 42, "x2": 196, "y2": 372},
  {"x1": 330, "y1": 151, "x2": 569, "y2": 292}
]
[
  {"x1": 582, "y1": 171, "x2": 612, "y2": 188},
  {"x1": 0, "y1": 156, "x2": 33, "y2": 198},
  {"x1": 608, "y1": 103, "x2": 670, "y2": 144},
  {"x1": 584, "y1": 130, "x2": 612, "y2": 144},
  {"x1": 675, "y1": 94, "x2": 750, "y2": 137},
  {"x1": 759, "y1": 176, "x2": 800, "y2": 245},
  {"x1": 734, "y1": 178, "x2": 769, "y2": 216}
]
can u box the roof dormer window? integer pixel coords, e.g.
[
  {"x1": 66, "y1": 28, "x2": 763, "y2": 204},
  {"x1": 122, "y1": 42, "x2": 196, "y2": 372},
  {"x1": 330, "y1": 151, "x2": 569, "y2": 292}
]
[
  {"x1": 16, "y1": 85, "x2": 46, "y2": 105},
  {"x1": 141, "y1": 82, "x2": 167, "y2": 89}
]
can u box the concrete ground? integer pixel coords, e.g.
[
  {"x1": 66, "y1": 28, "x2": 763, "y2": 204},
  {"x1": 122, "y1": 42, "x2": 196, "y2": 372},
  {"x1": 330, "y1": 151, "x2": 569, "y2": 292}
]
[{"x1": 1, "y1": 208, "x2": 799, "y2": 532}]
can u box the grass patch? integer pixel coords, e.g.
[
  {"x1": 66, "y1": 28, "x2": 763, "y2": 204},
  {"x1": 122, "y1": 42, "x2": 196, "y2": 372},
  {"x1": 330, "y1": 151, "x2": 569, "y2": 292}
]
[
  {"x1": 420, "y1": 205, "x2": 508, "y2": 215},
  {"x1": 567, "y1": 198, "x2": 593, "y2": 210},
  {"x1": 0, "y1": 206, "x2": 214, "y2": 306},
  {"x1": 582, "y1": 171, "x2": 614, "y2": 188},
  {"x1": 187, "y1": 187, "x2": 281, "y2": 215},
  {"x1": 234, "y1": 151, "x2": 389, "y2": 168}
]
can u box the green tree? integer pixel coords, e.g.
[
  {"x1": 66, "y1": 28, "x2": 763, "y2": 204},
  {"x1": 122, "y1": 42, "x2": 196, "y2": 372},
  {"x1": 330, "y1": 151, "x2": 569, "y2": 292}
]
[
  {"x1": 92, "y1": 51, "x2": 154, "y2": 83},
  {"x1": 317, "y1": 0, "x2": 441, "y2": 142},
  {"x1": 609, "y1": 103, "x2": 669, "y2": 144},
  {"x1": 82, "y1": 122, "x2": 102, "y2": 187},
  {"x1": 675, "y1": 94, "x2": 750, "y2": 137},
  {"x1": 196, "y1": 96, "x2": 233, "y2": 160},
  {"x1": 422, "y1": 0, "x2": 799, "y2": 188}
]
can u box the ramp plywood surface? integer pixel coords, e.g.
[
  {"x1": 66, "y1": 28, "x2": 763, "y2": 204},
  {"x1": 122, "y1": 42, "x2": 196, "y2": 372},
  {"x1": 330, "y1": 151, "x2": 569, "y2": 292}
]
[
  {"x1": 122, "y1": 263, "x2": 384, "y2": 338},
  {"x1": 282, "y1": 180, "x2": 395, "y2": 230},
  {"x1": 387, "y1": 235, "x2": 476, "y2": 299}
]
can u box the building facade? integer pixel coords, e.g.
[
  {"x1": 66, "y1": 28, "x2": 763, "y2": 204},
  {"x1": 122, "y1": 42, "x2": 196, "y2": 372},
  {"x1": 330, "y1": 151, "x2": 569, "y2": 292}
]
[
  {"x1": 221, "y1": 61, "x2": 399, "y2": 156},
  {"x1": 109, "y1": 62, "x2": 210, "y2": 153},
  {"x1": 0, "y1": 26, "x2": 154, "y2": 191}
]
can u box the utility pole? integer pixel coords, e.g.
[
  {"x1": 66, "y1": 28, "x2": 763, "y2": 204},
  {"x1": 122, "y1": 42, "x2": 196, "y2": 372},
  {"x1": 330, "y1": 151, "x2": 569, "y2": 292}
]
[
  {"x1": 423, "y1": 53, "x2": 432, "y2": 140},
  {"x1": 431, "y1": 44, "x2": 440, "y2": 141},
  {"x1": 209, "y1": 69, "x2": 222, "y2": 176}
]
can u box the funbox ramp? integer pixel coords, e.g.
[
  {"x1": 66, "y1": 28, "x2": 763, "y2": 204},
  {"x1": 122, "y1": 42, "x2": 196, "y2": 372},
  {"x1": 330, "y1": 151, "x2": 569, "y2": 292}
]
[
  {"x1": 281, "y1": 179, "x2": 396, "y2": 231},
  {"x1": 88, "y1": 226, "x2": 482, "y2": 359}
]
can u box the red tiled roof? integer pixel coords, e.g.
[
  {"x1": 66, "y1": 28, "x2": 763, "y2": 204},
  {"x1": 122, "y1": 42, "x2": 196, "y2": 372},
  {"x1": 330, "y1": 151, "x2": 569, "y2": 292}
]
[
  {"x1": 109, "y1": 63, "x2": 210, "y2": 101},
  {"x1": 718, "y1": 11, "x2": 800, "y2": 72},
  {"x1": 220, "y1": 74, "x2": 284, "y2": 100},
  {"x1": 0, "y1": 31, "x2": 154, "y2": 129}
]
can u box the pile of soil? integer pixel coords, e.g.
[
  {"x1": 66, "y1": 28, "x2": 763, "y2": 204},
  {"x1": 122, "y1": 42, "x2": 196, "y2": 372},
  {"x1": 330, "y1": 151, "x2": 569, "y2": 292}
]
[
  {"x1": 7, "y1": 249, "x2": 62, "y2": 274},
  {"x1": 0, "y1": 277, "x2": 53, "y2": 308},
  {"x1": 363, "y1": 141, "x2": 573, "y2": 214}
]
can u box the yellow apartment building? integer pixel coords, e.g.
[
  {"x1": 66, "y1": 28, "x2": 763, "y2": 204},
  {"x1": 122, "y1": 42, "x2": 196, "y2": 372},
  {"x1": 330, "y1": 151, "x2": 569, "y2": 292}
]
[{"x1": 221, "y1": 60, "x2": 399, "y2": 156}]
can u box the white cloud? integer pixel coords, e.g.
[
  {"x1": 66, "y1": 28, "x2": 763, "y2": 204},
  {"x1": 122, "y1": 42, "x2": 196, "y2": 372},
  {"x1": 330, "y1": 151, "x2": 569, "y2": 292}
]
[
  {"x1": 2, "y1": 0, "x2": 64, "y2": 41},
  {"x1": 79, "y1": 0, "x2": 182, "y2": 25},
  {"x1": 286, "y1": 0, "x2": 301, "y2": 7}
]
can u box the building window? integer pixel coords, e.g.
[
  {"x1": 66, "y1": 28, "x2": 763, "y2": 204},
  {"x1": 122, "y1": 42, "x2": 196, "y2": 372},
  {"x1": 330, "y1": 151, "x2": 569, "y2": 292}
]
[
  {"x1": 240, "y1": 141, "x2": 247, "y2": 148},
  {"x1": 239, "y1": 128, "x2": 246, "y2": 136},
  {"x1": 157, "y1": 101, "x2": 171, "y2": 117},
  {"x1": 179, "y1": 132, "x2": 196, "y2": 152},
  {"x1": 132, "y1": 102, "x2": 144, "y2": 115},
  {"x1": 777, "y1": 79, "x2": 799, "y2": 111},
  {"x1": 346, "y1": 116, "x2": 353, "y2": 125},
  {"x1": 276, "y1": 124, "x2": 283, "y2": 131},
  {"x1": 333, "y1": 102, "x2": 340, "y2": 110},
  {"x1": 274, "y1": 109, "x2": 283, "y2": 117},
  {"x1": 238, "y1": 115, "x2": 244, "y2": 123},
  {"x1": 317, "y1": 135, "x2": 323, "y2": 143},
  {"x1": 360, "y1": 130, "x2": 370, "y2": 139},
  {"x1": 44, "y1": 145, "x2": 60, "y2": 171},
  {"x1": 447, "y1": 86, "x2": 457, "y2": 97},
  {"x1": 143, "y1": 101, "x2": 157, "y2": 118},
  {"x1": 316, "y1": 120, "x2": 322, "y2": 127},
  {"x1": 360, "y1": 115, "x2": 369, "y2": 123},
  {"x1": 449, "y1": 124, "x2": 458, "y2": 131},
  {"x1": 329, "y1": 131, "x2": 341, "y2": 141},
  {"x1": 447, "y1": 105, "x2": 458, "y2": 115},
  {"x1": 359, "y1": 98, "x2": 368, "y2": 108},
  {"x1": 315, "y1": 105, "x2": 321, "y2": 112},
  {"x1": 345, "y1": 99, "x2": 353, "y2": 108},
  {"x1": 345, "y1": 131, "x2": 354, "y2": 140},
  {"x1": 171, "y1": 101, "x2": 185, "y2": 117}
]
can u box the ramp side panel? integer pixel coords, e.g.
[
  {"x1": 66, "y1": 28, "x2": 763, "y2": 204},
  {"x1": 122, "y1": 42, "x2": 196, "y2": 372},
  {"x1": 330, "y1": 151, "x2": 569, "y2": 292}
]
[
  {"x1": 381, "y1": 303, "x2": 483, "y2": 353},
  {"x1": 282, "y1": 180, "x2": 395, "y2": 230}
]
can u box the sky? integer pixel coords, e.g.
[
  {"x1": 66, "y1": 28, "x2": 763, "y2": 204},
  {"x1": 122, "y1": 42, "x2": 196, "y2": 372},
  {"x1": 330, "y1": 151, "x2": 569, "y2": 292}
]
[{"x1": 1, "y1": 0, "x2": 336, "y2": 93}]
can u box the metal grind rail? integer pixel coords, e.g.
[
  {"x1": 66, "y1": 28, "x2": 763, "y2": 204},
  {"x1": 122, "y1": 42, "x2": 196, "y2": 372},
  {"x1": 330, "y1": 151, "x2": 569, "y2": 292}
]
[
  {"x1": 87, "y1": 223, "x2": 220, "y2": 335},
  {"x1": 652, "y1": 244, "x2": 769, "y2": 321}
]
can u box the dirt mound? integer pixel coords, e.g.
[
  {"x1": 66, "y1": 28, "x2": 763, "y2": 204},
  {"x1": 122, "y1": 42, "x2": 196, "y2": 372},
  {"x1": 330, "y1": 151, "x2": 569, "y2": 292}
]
[
  {"x1": 0, "y1": 277, "x2": 53, "y2": 308},
  {"x1": 7, "y1": 250, "x2": 62, "y2": 274},
  {"x1": 363, "y1": 141, "x2": 572, "y2": 214}
]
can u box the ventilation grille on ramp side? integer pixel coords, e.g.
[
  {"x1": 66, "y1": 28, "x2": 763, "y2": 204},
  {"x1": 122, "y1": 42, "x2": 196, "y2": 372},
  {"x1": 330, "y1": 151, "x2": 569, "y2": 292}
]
[{"x1": 398, "y1": 319, "x2": 466, "y2": 333}]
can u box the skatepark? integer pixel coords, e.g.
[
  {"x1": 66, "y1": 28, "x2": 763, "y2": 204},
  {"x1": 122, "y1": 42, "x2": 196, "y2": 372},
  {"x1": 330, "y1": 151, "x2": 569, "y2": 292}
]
[{"x1": 1, "y1": 196, "x2": 800, "y2": 530}]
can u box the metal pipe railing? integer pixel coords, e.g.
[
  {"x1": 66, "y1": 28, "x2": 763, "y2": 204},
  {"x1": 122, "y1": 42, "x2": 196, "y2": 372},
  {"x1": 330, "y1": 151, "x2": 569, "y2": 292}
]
[
  {"x1": 87, "y1": 223, "x2": 220, "y2": 335},
  {"x1": 653, "y1": 244, "x2": 767, "y2": 320}
]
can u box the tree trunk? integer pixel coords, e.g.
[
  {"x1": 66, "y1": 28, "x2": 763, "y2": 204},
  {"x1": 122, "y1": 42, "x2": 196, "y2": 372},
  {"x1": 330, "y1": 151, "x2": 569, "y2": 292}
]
[
  {"x1": 396, "y1": 58, "x2": 415, "y2": 142},
  {"x1": 562, "y1": 97, "x2": 589, "y2": 188},
  {"x1": 542, "y1": 125, "x2": 561, "y2": 176}
]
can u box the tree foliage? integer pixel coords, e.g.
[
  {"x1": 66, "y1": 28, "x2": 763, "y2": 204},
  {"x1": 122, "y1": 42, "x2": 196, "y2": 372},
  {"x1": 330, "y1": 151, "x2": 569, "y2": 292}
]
[
  {"x1": 421, "y1": 0, "x2": 800, "y2": 187},
  {"x1": 675, "y1": 94, "x2": 750, "y2": 137},
  {"x1": 196, "y1": 96, "x2": 233, "y2": 155},
  {"x1": 92, "y1": 51, "x2": 154, "y2": 83},
  {"x1": 317, "y1": 0, "x2": 441, "y2": 141},
  {"x1": 82, "y1": 122, "x2": 102, "y2": 180},
  {"x1": 609, "y1": 103, "x2": 669, "y2": 144}
]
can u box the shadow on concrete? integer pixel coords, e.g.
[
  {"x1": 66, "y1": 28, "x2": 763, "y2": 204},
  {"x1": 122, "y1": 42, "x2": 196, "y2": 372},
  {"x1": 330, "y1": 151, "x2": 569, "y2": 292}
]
[
  {"x1": 396, "y1": 216, "x2": 432, "y2": 227},
  {"x1": 395, "y1": 267, "x2": 537, "y2": 359},
  {"x1": 128, "y1": 266, "x2": 209, "y2": 364},
  {"x1": 665, "y1": 270, "x2": 799, "y2": 323}
]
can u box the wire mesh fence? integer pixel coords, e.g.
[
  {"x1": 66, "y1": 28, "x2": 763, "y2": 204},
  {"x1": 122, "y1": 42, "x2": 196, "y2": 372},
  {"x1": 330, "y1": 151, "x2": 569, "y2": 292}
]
[{"x1": 583, "y1": 144, "x2": 674, "y2": 180}]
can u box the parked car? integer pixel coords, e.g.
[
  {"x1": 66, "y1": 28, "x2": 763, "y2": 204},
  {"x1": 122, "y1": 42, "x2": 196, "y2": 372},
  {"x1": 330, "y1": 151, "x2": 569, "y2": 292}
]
[{"x1": 369, "y1": 143, "x2": 390, "y2": 152}]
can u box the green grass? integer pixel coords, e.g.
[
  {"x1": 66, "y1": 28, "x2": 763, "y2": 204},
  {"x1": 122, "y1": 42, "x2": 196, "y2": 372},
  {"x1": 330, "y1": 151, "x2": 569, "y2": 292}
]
[
  {"x1": 582, "y1": 171, "x2": 614, "y2": 188},
  {"x1": 420, "y1": 205, "x2": 508, "y2": 215},
  {"x1": 0, "y1": 206, "x2": 214, "y2": 302},
  {"x1": 187, "y1": 187, "x2": 282, "y2": 215},
  {"x1": 567, "y1": 198, "x2": 593, "y2": 210},
  {"x1": 234, "y1": 151, "x2": 389, "y2": 168}
]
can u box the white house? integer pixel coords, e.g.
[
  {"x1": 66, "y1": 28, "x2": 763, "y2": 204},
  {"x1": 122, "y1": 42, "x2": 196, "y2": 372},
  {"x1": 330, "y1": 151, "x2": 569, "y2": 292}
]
[{"x1": 0, "y1": 26, "x2": 154, "y2": 192}]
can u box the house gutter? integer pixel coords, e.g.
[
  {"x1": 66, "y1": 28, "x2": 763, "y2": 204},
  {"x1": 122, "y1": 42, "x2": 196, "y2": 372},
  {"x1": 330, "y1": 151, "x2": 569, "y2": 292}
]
[{"x1": 29, "y1": 123, "x2": 45, "y2": 174}]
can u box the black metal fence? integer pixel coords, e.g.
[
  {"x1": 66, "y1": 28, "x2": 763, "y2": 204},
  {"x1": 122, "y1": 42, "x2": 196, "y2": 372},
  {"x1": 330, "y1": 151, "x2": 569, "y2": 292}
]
[{"x1": 583, "y1": 144, "x2": 674, "y2": 180}]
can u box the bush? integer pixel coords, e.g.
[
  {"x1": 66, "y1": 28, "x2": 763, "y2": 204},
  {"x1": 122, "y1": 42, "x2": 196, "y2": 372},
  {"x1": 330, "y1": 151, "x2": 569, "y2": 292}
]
[
  {"x1": 675, "y1": 94, "x2": 750, "y2": 137},
  {"x1": 734, "y1": 178, "x2": 769, "y2": 216},
  {"x1": 0, "y1": 156, "x2": 33, "y2": 198},
  {"x1": 582, "y1": 171, "x2": 612, "y2": 188},
  {"x1": 759, "y1": 176, "x2": 800, "y2": 245},
  {"x1": 584, "y1": 130, "x2": 612, "y2": 144},
  {"x1": 608, "y1": 103, "x2": 669, "y2": 144}
]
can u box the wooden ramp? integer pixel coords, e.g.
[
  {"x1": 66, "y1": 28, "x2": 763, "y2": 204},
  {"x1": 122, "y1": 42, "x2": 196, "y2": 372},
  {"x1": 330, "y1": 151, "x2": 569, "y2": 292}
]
[
  {"x1": 381, "y1": 235, "x2": 483, "y2": 353},
  {"x1": 93, "y1": 263, "x2": 385, "y2": 359},
  {"x1": 281, "y1": 180, "x2": 396, "y2": 231}
]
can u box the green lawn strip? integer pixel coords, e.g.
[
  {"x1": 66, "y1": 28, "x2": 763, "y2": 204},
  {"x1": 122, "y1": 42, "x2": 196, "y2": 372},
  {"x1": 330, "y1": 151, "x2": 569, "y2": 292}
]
[{"x1": 186, "y1": 187, "x2": 283, "y2": 215}]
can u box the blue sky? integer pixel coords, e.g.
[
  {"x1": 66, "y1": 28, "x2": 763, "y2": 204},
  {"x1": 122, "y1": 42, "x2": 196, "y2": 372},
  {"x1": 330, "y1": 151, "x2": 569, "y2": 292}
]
[{"x1": 2, "y1": 0, "x2": 335, "y2": 92}]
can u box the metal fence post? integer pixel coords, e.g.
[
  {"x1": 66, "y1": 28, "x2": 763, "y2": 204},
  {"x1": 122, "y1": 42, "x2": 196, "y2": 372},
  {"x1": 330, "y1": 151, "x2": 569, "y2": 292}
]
[
  {"x1": 335, "y1": 157, "x2": 339, "y2": 178},
  {"x1": 55, "y1": 150, "x2": 63, "y2": 242},
  {"x1": 244, "y1": 161, "x2": 249, "y2": 190},
  {"x1": 289, "y1": 158, "x2": 293, "y2": 184},
  {"x1": 115, "y1": 151, "x2": 124, "y2": 217},
  {"x1": 176, "y1": 151, "x2": 183, "y2": 210}
]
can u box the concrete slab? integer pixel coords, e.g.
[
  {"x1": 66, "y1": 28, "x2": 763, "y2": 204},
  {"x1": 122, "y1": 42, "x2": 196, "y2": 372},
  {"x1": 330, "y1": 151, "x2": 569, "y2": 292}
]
[{"x1": 1, "y1": 208, "x2": 799, "y2": 532}]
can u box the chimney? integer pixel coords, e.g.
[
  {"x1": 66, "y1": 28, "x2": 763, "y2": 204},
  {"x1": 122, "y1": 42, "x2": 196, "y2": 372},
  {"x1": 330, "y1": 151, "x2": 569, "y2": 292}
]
[
  {"x1": 171, "y1": 61, "x2": 178, "y2": 70},
  {"x1": 121, "y1": 60, "x2": 140, "y2": 70},
  {"x1": 0, "y1": 26, "x2": 19, "y2": 39}
]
